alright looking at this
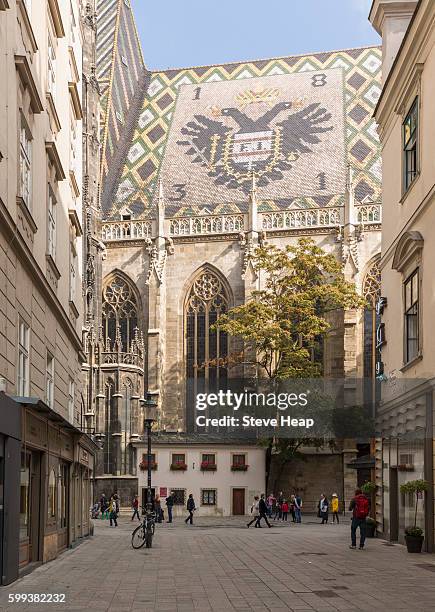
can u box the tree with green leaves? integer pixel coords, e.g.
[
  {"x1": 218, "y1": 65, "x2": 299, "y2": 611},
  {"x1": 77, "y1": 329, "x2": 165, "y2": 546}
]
[{"x1": 215, "y1": 238, "x2": 366, "y2": 489}]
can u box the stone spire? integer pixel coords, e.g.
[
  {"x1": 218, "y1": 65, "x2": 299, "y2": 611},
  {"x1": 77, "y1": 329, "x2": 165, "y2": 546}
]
[{"x1": 248, "y1": 171, "x2": 258, "y2": 234}]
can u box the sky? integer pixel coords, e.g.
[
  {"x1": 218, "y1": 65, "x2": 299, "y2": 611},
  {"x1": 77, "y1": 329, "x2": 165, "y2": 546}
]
[{"x1": 130, "y1": 0, "x2": 380, "y2": 70}]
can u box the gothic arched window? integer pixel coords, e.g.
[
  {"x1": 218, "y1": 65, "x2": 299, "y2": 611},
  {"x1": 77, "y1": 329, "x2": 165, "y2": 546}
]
[
  {"x1": 363, "y1": 257, "x2": 381, "y2": 405},
  {"x1": 102, "y1": 274, "x2": 139, "y2": 351},
  {"x1": 185, "y1": 270, "x2": 229, "y2": 382}
]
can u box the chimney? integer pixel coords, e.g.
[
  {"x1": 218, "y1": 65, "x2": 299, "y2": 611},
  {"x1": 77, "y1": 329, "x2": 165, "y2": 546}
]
[{"x1": 369, "y1": 0, "x2": 418, "y2": 81}]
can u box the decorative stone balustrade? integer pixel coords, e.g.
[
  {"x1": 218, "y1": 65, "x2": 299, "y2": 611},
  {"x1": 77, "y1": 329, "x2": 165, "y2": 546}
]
[
  {"x1": 101, "y1": 220, "x2": 152, "y2": 241},
  {"x1": 355, "y1": 203, "x2": 382, "y2": 224},
  {"x1": 101, "y1": 204, "x2": 381, "y2": 242},
  {"x1": 260, "y1": 207, "x2": 343, "y2": 230},
  {"x1": 169, "y1": 214, "x2": 246, "y2": 236}
]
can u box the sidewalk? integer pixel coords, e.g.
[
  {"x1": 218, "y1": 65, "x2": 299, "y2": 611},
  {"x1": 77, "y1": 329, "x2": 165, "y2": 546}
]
[{"x1": 1, "y1": 515, "x2": 435, "y2": 611}]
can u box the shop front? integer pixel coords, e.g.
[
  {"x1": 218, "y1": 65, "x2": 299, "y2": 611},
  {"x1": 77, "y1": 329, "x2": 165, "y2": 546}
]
[
  {"x1": 0, "y1": 392, "x2": 21, "y2": 585},
  {"x1": 14, "y1": 398, "x2": 96, "y2": 574}
]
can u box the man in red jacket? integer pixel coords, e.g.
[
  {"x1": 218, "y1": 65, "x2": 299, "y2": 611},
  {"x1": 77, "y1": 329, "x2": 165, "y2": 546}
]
[{"x1": 349, "y1": 488, "x2": 370, "y2": 550}]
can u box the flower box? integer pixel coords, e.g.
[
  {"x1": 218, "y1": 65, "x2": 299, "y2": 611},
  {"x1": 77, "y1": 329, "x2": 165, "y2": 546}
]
[
  {"x1": 200, "y1": 462, "x2": 217, "y2": 471},
  {"x1": 170, "y1": 462, "x2": 187, "y2": 471},
  {"x1": 231, "y1": 464, "x2": 248, "y2": 471},
  {"x1": 139, "y1": 462, "x2": 157, "y2": 471}
]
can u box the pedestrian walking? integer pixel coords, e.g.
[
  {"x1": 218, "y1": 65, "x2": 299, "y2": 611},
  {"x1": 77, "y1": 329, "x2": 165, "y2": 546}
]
[
  {"x1": 247, "y1": 496, "x2": 260, "y2": 528},
  {"x1": 166, "y1": 492, "x2": 174, "y2": 523},
  {"x1": 331, "y1": 493, "x2": 340, "y2": 524},
  {"x1": 256, "y1": 494, "x2": 272, "y2": 528},
  {"x1": 109, "y1": 496, "x2": 118, "y2": 527},
  {"x1": 272, "y1": 496, "x2": 279, "y2": 520},
  {"x1": 281, "y1": 499, "x2": 289, "y2": 521},
  {"x1": 319, "y1": 494, "x2": 329, "y2": 524},
  {"x1": 277, "y1": 491, "x2": 284, "y2": 520},
  {"x1": 113, "y1": 492, "x2": 120, "y2": 513},
  {"x1": 154, "y1": 494, "x2": 162, "y2": 522},
  {"x1": 185, "y1": 493, "x2": 196, "y2": 525},
  {"x1": 294, "y1": 494, "x2": 303, "y2": 523},
  {"x1": 290, "y1": 495, "x2": 296, "y2": 522},
  {"x1": 349, "y1": 487, "x2": 370, "y2": 550},
  {"x1": 131, "y1": 495, "x2": 140, "y2": 521},
  {"x1": 267, "y1": 492, "x2": 275, "y2": 518},
  {"x1": 100, "y1": 493, "x2": 109, "y2": 519}
]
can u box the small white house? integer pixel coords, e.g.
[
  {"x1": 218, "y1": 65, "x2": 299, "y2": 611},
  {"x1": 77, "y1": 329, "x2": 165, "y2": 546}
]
[{"x1": 134, "y1": 437, "x2": 266, "y2": 517}]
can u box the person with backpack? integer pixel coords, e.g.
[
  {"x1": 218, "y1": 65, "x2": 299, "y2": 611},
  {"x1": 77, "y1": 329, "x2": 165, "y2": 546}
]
[
  {"x1": 256, "y1": 494, "x2": 272, "y2": 528},
  {"x1": 349, "y1": 487, "x2": 370, "y2": 549},
  {"x1": 247, "y1": 495, "x2": 260, "y2": 528},
  {"x1": 294, "y1": 494, "x2": 303, "y2": 523},
  {"x1": 185, "y1": 493, "x2": 196, "y2": 525},
  {"x1": 166, "y1": 492, "x2": 174, "y2": 523},
  {"x1": 109, "y1": 496, "x2": 118, "y2": 527}
]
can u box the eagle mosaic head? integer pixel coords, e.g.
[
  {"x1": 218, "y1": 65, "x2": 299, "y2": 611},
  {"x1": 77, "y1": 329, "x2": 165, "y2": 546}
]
[{"x1": 220, "y1": 101, "x2": 294, "y2": 131}]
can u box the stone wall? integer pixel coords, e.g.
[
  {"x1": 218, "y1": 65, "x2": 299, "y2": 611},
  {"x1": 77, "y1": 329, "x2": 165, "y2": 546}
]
[{"x1": 269, "y1": 452, "x2": 344, "y2": 513}]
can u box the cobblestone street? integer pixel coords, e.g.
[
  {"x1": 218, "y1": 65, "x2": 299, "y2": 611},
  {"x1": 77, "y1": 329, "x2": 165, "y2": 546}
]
[{"x1": 2, "y1": 516, "x2": 435, "y2": 611}]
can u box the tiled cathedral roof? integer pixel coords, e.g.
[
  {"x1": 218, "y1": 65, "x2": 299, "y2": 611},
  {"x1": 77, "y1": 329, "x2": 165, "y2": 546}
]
[
  {"x1": 97, "y1": 0, "x2": 146, "y2": 193},
  {"x1": 97, "y1": 5, "x2": 382, "y2": 222}
]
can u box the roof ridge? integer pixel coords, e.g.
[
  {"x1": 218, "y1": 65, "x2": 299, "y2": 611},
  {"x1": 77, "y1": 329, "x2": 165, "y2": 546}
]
[{"x1": 147, "y1": 44, "x2": 381, "y2": 74}]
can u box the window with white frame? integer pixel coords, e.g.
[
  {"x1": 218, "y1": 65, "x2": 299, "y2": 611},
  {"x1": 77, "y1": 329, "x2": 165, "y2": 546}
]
[
  {"x1": 46, "y1": 352, "x2": 54, "y2": 408},
  {"x1": 17, "y1": 318, "x2": 30, "y2": 396},
  {"x1": 201, "y1": 489, "x2": 217, "y2": 506},
  {"x1": 69, "y1": 242, "x2": 77, "y2": 303},
  {"x1": 47, "y1": 32, "x2": 56, "y2": 99},
  {"x1": 19, "y1": 116, "x2": 32, "y2": 209},
  {"x1": 47, "y1": 189, "x2": 56, "y2": 259},
  {"x1": 68, "y1": 378, "x2": 75, "y2": 423},
  {"x1": 403, "y1": 98, "x2": 418, "y2": 192},
  {"x1": 404, "y1": 269, "x2": 419, "y2": 363}
]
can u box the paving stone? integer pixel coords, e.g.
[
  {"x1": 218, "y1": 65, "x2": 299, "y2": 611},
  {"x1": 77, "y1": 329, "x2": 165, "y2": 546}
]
[{"x1": 2, "y1": 517, "x2": 435, "y2": 611}]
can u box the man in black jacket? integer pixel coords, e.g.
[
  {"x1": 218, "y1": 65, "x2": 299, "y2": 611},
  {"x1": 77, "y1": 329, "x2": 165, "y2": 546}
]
[
  {"x1": 185, "y1": 493, "x2": 196, "y2": 525},
  {"x1": 256, "y1": 494, "x2": 272, "y2": 528},
  {"x1": 166, "y1": 492, "x2": 174, "y2": 523}
]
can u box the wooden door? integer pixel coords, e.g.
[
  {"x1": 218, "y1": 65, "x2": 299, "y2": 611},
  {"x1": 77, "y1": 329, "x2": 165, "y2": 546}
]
[{"x1": 232, "y1": 488, "x2": 245, "y2": 515}]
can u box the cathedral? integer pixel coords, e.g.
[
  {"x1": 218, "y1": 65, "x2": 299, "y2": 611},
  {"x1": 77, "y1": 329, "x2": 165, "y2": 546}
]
[{"x1": 85, "y1": 0, "x2": 383, "y2": 511}]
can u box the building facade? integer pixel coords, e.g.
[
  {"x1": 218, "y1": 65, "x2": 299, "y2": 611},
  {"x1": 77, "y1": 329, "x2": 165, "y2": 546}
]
[
  {"x1": 0, "y1": 0, "x2": 99, "y2": 581},
  {"x1": 86, "y1": 1, "x2": 384, "y2": 512},
  {"x1": 135, "y1": 437, "x2": 266, "y2": 517},
  {"x1": 370, "y1": 0, "x2": 435, "y2": 550}
]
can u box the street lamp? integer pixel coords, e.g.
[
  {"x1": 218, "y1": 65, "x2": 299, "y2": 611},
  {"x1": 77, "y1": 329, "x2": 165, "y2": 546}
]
[{"x1": 142, "y1": 392, "x2": 157, "y2": 514}]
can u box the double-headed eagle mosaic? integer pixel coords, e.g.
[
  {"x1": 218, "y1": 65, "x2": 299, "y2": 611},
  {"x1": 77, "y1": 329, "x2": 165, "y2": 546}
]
[{"x1": 177, "y1": 100, "x2": 333, "y2": 193}]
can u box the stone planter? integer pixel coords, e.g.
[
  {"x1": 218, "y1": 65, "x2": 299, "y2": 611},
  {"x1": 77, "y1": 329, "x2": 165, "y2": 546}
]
[{"x1": 405, "y1": 534, "x2": 424, "y2": 553}]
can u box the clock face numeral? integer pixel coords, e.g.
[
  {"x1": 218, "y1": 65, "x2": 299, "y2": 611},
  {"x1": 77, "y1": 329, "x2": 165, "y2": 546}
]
[
  {"x1": 193, "y1": 87, "x2": 201, "y2": 100},
  {"x1": 169, "y1": 183, "x2": 187, "y2": 201},
  {"x1": 311, "y1": 73, "x2": 327, "y2": 88},
  {"x1": 316, "y1": 172, "x2": 327, "y2": 190}
]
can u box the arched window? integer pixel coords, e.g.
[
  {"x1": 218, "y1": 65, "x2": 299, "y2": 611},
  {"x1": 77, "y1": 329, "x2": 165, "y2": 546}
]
[
  {"x1": 363, "y1": 257, "x2": 381, "y2": 405},
  {"x1": 102, "y1": 274, "x2": 139, "y2": 351},
  {"x1": 185, "y1": 270, "x2": 229, "y2": 382}
]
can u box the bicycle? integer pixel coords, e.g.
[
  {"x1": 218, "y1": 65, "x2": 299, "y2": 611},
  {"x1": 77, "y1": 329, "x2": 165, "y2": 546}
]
[{"x1": 131, "y1": 509, "x2": 156, "y2": 549}]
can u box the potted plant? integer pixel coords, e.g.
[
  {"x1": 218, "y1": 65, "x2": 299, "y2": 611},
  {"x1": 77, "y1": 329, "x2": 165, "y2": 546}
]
[
  {"x1": 170, "y1": 461, "x2": 188, "y2": 471},
  {"x1": 361, "y1": 481, "x2": 376, "y2": 496},
  {"x1": 231, "y1": 464, "x2": 248, "y2": 471},
  {"x1": 200, "y1": 461, "x2": 217, "y2": 471},
  {"x1": 139, "y1": 460, "x2": 157, "y2": 471},
  {"x1": 399, "y1": 479, "x2": 429, "y2": 553},
  {"x1": 365, "y1": 516, "x2": 377, "y2": 538}
]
